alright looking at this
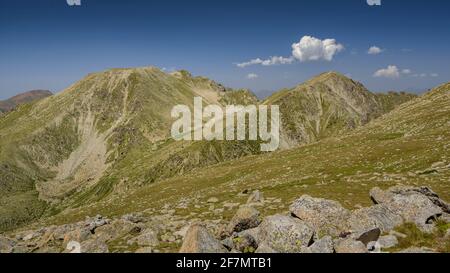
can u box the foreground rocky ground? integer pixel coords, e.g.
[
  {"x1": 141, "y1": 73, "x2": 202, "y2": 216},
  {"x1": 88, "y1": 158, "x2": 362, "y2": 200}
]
[{"x1": 0, "y1": 185, "x2": 449, "y2": 253}]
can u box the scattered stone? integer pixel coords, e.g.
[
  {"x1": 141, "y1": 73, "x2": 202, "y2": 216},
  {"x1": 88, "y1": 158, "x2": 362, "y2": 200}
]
[
  {"x1": 227, "y1": 206, "x2": 261, "y2": 234},
  {"x1": 335, "y1": 238, "x2": 368, "y2": 253},
  {"x1": 80, "y1": 238, "x2": 109, "y2": 253},
  {"x1": 179, "y1": 224, "x2": 227, "y2": 253},
  {"x1": 258, "y1": 214, "x2": 314, "y2": 253},
  {"x1": 207, "y1": 197, "x2": 219, "y2": 203},
  {"x1": 290, "y1": 195, "x2": 350, "y2": 237},
  {"x1": 247, "y1": 190, "x2": 264, "y2": 204}
]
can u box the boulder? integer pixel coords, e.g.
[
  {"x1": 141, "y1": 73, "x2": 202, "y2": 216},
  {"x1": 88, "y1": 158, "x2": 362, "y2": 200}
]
[
  {"x1": 348, "y1": 204, "x2": 403, "y2": 233},
  {"x1": 227, "y1": 206, "x2": 261, "y2": 234},
  {"x1": 384, "y1": 194, "x2": 442, "y2": 229},
  {"x1": 257, "y1": 214, "x2": 315, "y2": 253},
  {"x1": 335, "y1": 238, "x2": 368, "y2": 253},
  {"x1": 179, "y1": 224, "x2": 227, "y2": 253},
  {"x1": 303, "y1": 236, "x2": 334, "y2": 253},
  {"x1": 290, "y1": 195, "x2": 350, "y2": 237}
]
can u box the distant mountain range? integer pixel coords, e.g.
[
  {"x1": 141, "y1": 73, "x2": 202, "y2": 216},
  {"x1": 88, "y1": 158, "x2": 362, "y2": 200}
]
[{"x1": 0, "y1": 90, "x2": 52, "y2": 113}]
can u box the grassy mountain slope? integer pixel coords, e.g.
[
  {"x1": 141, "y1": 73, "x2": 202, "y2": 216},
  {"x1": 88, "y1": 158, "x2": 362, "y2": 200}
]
[{"x1": 266, "y1": 72, "x2": 417, "y2": 148}]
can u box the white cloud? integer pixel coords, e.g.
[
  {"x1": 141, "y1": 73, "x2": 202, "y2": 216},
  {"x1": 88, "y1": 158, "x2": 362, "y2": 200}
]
[
  {"x1": 237, "y1": 58, "x2": 264, "y2": 68},
  {"x1": 430, "y1": 73, "x2": 439, "y2": 77},
  {"x1": 292, "y1": 36, "x2": 344, "y2": 62},
  {"x1": 368, "y1": 46, "x2": 383, "y2": 55},
  {"x1": 236, "y1": 35, "x2": 343, "y2": 67},
  {"x1": 247, "y1": 73, "x2": 259, "y2": 80},
  {"x1": 237, "y1": 56, "x2": 294, "y2": 68},
  {"x1": 401, "y1": 69, "x2": 412, "y2": 74},
  {"x1": 373, "y1": 65, "x2": 400, "y2": 79}
]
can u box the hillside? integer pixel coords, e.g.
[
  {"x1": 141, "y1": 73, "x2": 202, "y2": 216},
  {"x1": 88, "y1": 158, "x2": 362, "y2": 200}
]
[
  {"x1": 266, "y1": 72, "x2": 416, "y2": 148},
  {"x1": 0, "y1": 68, "x2": 417, "y2": 233},
  {"x1": 15, "y1": 81, "x2": 446, "y2": 253},
  {"x1": 0, "y1": 90, "x2": 52, "y2": 114}
]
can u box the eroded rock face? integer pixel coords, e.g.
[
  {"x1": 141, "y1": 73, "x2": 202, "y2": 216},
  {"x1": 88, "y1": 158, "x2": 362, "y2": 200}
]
[
  {"x1": 290, "y1": 195, "x2": 350, "y2": 237},
  {"x1": 179, "y1": 224, "x2": 227, "y2": 253},
  {"x1": 257, "y1": 214, "x2": 315, "y2": 253}
]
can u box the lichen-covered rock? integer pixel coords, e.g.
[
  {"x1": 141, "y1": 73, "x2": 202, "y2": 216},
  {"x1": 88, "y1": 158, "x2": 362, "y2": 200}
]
[
  {"x1": 290, "y1": 195, "x2": 350, "y2": 237},
  {"x1": 179, "y1": 224, "x2": 227, "y2": 253},
  {"x1": 348, "y1": 204, "x2": 403, "y2": 233},
  {"x1": 335, "y1": 238, "x2": 368, "y2": 253},
  {"x1": 258, "y1": 214, "x2": 315, "y2": 253},
  {"x1": 231, "y1": 233, "x2": 258, "y2": 253}
]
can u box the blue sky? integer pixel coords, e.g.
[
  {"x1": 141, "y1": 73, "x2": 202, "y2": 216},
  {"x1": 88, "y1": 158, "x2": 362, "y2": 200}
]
[{"x1": 0, "y1": 0, "x2": 449, "y2": 99}]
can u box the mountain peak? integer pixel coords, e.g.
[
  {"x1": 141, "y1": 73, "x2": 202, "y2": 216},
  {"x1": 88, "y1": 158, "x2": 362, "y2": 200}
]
[{"x1": 0, "y1": 89, "x2": 52, "y2": 113}]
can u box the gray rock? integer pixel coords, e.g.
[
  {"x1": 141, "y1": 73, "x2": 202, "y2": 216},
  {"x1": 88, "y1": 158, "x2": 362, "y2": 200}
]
[
  {"x1": 290, "y1": 195, "x2": 350, "y2": 237},
  {"x1": 179, "y1": 224, "x2": 228, "y2": 253},
  {"x1": 440, "y1": 213, "x2": 450, "y2": 223},
  {"x1": 389, "y1": 230, "x2": 407, "y2": 239},
  {"x1": 227, "y1": 206, "x2": 261, "y2": 234},
  {"x1": 335, "y1": 238, "x2": 368, "y2": 253},
  {"x1": 349, "y1": 204, "x2": 404, "y2": 233},
  {"x1": 237, "y1": 227, "x2": 260, "y2": 244},
  {"x1": 385, "y1": 194, "x2": 442, "y2": 230},
  {"x1": 378, "y1": 235, "x2": 398, "y2": 249},
  {"x1": 303, "y1": 236, "x2": 334, "y2": 253},
  {"x1": 258, "y1": 214, "x2": 315, "y2": 253}
]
